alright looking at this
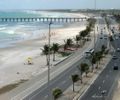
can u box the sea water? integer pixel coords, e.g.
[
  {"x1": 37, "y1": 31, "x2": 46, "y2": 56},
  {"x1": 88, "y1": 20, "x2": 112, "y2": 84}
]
[{"x1": 0, "y1": 10, "x2": 69, "y2": 48}]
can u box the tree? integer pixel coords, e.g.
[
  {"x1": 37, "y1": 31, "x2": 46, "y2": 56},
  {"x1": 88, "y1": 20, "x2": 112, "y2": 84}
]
[
  {"x1": 101, "y1": 45, "x2": 106, "y2": 54},
  {"x1": 109, "y1": 36, "x2": 113, "y2": 41},
  {"x1": 42, "y1": 44, "x2": 49, "y2": 65},
  {"x1": 75, "y1": 35, "x2": 81, "y2": 47},
  {"x1": 71, "y1": 74, "x2": 79, "y2": 92},
  {"x1": 78, "y1": 63, "x2": 89, "y2": 83},
  {"x1": 51, "y1": 43, "x2": 59, "y2": 61},
  {"x1": 91, "y1": 56, "x2": 97, "y2": 72},
  {"x1": 94, "y1": 51, "x2": 103, "y2": 68},
  {"x1": 81, "y1": 63, "x2": 89, "y2": 77},
  {"x1": 66, "y1": 38, "x2": 73, "y2": 47},
  {"x1": 85, "y1": 64, "x2": 89, "y2": 77},
  {"x1": 63, "y1": 44, "x2": 67, "y2": 51}
]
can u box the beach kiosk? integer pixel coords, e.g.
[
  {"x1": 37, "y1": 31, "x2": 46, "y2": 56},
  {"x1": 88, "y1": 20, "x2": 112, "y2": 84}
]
[{"x1": 27, "y1": 57, "x2": 33, "y2": 65}]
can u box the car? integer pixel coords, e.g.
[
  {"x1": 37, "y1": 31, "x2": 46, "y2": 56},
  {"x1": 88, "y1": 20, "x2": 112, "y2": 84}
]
[
  {"x1": 117, "y1": 48, "x2": 120, "y2": 52},
  {"x1": 84, "y1": 49, "x2": 94, "y2": 59},
  {"x1": 85, "y1": 51, "x2": 91, "y2": 59},
  {"x1": 112, "y1": 55, "x2": 118, "y2": 60},
  {"x1": 113, "y1": 64, "x2": 118, "y2": 70},
  {"x1": 104, "y1": 37, "x2": 107, "y2": 39},
  {"x1": 115, "y1": 36, "x2": 118, "y2": 40},
  {"x1": 89, "y1": 49, "x2": 94, "y2": 54}
]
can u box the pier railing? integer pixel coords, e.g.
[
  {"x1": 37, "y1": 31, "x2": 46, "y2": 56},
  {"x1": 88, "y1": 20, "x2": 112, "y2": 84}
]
[{"x1": 0, "y1": 17, "x2": 87, "y2": 23}]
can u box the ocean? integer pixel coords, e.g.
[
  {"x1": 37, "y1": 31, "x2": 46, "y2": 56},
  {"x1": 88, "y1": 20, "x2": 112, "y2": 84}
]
[
  {"x1": 0, "y1": 10, "x2": 71, "y2": 48},
  {"x1": 0, "y1": 10, "x2": 84, "y2": 48}
]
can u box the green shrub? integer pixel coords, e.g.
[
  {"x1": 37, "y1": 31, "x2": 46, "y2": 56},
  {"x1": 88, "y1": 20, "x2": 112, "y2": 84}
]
[
  {"x1": 52, "y1": 88, "x2": 62, "y2": 99},
  {"x1": 60, "y1": 52, "x2": 71, "y2": 57}
]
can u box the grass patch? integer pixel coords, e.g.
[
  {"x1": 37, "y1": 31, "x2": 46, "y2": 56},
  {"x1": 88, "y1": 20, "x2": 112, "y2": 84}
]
[
  {"x1": 0, "y1": 79, "x2": 28, "y2": 94},
  {"x1": 59, "y1": 52, "x2": 71, "y2": 57}
]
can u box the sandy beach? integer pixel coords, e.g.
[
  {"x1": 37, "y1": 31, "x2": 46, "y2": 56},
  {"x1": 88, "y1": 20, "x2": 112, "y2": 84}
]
[{"x1": 0, "y1": 21, "x2": 87, "y2": 89}]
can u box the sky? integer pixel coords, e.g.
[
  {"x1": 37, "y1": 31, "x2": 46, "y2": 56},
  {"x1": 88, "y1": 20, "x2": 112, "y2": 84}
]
[{"x1": 0, "y1": 0, "x2": 120, "y2": 9}]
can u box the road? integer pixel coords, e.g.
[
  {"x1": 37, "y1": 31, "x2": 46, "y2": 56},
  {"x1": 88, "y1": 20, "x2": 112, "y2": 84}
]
[{"x1": 80, "y1": 17, "x2": 120, "y2": 100}]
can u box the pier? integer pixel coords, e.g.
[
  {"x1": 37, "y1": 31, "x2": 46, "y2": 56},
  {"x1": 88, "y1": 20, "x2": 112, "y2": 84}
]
[{"x1": 0, "y1": 17, "x2": 87, "y2": 23}]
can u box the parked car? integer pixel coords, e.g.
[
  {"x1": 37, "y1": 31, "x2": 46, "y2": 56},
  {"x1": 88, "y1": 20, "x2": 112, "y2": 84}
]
[
  {"x1": 117, "y1": 48, "x2": 120, "y2": 52},
  {"x1": 113, "y1": 63, "x2": 118, "y2": 70},
  {"x1": 112, "y1": 55, "x2": 118, "y2": 60}
]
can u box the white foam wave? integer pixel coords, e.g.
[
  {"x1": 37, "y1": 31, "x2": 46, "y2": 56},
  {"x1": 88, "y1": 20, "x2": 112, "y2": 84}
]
[{"x1": 0, "y1": 27, "x2": 6, "y2": 30}]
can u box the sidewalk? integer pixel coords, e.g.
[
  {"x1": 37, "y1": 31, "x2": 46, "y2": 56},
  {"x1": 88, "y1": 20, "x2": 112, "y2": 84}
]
[{"x1": 58, "y1": 52, "x2": 112, "y2": 100}]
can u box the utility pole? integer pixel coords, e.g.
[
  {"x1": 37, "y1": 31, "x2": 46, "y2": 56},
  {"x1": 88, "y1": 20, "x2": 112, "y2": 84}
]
[
  {"x1": 48, "y1": 21, "x2": 52, "y2": 98},
  {"x1": 94, "y1": 0, "x2": 96, "y2": 52}
]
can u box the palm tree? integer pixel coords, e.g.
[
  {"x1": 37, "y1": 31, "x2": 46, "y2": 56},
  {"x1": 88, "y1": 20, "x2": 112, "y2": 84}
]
[
  {"x1": 79, "y1": 30, "x2": 87, "y2": 46},
  {"x1": 78, "y1": 63, "x2": 89, "y2": 83},
  {"x1": 75, "y1": 35, "x2": 81, "y2": 47},
  {"x1": 63, "y1": 44, "x2": 67, "y2": 51},
  {"x1": 91, "y1": 56, "x2": 97, "y2": 72},
  {"x1": 81, "y1": 63, "x2": 89, "y2": 77},
  {"x1": 42, "y1": 44, "x2": 49, "y2": 65},
  {"x1": 66, "y1": 38, "x2": 73, "y2": 47},
  {"x1": 51, "y1": 43, "x2": 59, "y2": 61},
  {"x1": 101, "y1": 45, "x2": 106, "y2": 54},
  {"x1": 71, "y1": 74, "x2": 79, "y2": 92},
  {"x1": 85, "y1": 64, "x2": 89, "y2": 77}
]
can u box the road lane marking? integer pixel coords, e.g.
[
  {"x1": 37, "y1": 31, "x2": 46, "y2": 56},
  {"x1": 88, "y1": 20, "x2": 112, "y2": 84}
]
[
  {"x1": 109, "y1": 70, "x2": 112, "y2": 73},
  {"x1": 92, "y1": 94, "x2": 102, "y2": 98},
  {"x1": 61, "y1": 80, "x2": 67, "y2": 84},
  {"x1": 44, "y1": 95, "x2": 48, "y2": 98},
  {"x1": 98, "y1": 86, "x2": 101, "y2": 90},
  {"x1": 106, "y1": 75, "x2": 109, "y2": 78},
  {"x1": 103, "y1": 80, "x2": 105, "y2": 83}
]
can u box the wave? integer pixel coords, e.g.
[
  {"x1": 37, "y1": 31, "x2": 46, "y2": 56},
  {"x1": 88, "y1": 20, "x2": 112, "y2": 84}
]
[{"x1": 0, "y1": 27, "x2": 6, "y2": 30}]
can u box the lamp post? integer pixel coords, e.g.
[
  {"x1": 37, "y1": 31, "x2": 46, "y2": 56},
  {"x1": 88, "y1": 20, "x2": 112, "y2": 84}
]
[
  {"x1": 48, "y1": 21, "x2": 52, "y2": 97},
  {"x1": 93, "y1": 0, "x2": 96, "y2": 53},
  {"x1": 94, "y1": 0, "x2": 96, "y2": 10}
]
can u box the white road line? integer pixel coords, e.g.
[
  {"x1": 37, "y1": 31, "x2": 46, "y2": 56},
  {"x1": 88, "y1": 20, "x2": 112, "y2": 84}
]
[
  {"x1": 98, "y1": 86, "x2": 101, "y2": 90},
  {"x1": 61, "y1": 80, "x2": 67, "y2": 84},
  {"x1": 106, "y1": 74, "x2": 109, "y2": 78},
  {"x1": 44, "y1": 95, "x2": 48, "y2": 98},
  {"x1": 103, "y1": 80, "x2": 105, "y2": 83}
]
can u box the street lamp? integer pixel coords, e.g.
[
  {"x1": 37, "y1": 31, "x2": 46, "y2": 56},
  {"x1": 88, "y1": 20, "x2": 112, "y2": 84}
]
[
  {"x1": 94, "y1": 0, "x2": 96, "y2": 10},
  {"x1": 48, "y1": 21, "x2": 52, "y2": 97},
  {"x1": 93, "y1": 0, "x2": 96, "y2": 53}
]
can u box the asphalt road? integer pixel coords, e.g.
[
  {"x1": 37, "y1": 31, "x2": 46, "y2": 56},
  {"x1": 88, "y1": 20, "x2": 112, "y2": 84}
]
[
  {"x1": 80, "y1": 17, "x2": 120, "y2": 100},
  {"x1": 22, "y1": 17, "x2": 109, "y2": 100}
]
